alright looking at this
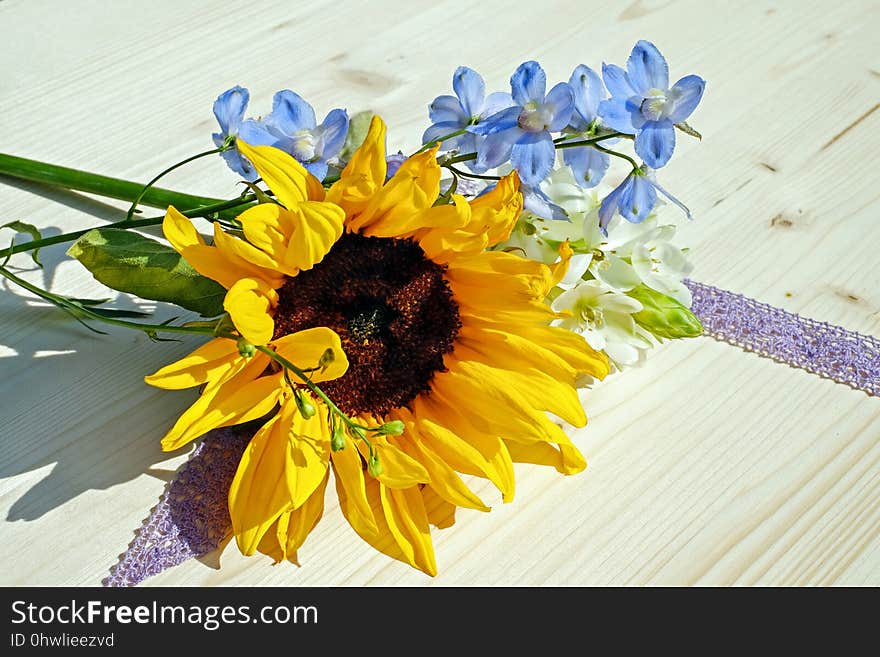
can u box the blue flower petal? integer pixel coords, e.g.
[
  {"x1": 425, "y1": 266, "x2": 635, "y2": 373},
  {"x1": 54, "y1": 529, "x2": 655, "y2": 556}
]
[
  {"x1": 545, "y1": 82, "x2": 575, "y2": 132},
  {"x1": 510, "y1": 61, "x2": 547, "y2": 105},
  {"x1": 634, "y1": 119, "x2": 675, "y2": 168},
  {"x1": 318, "y1": 108, "x2": 349, "y2": 159},
  {"x1": 238, "y1": 118, "x2": 278, "y2": 146},
  {"x1": 474, "y1": 130, "x2": 518, "y2": 172},
  {"x1": 304, "y1": 159, "x2": 329, "y2": 181},
  {"x1": 429, "y1": 94, "x2": 467, "y2": 125},
  {"x1": 598, "y1": 177, "x2": 629, "y2": 233},
  {"x1": 569, "y1": 65, "x2": 605, "y2": 129},
  {"x1": 667, "y1": 75, "x2": 705, "y2": 123},
  {"x1": 626, "y1": 40, "x2": 669, "y2": 93},
  {"x1": 453, "y1": 66, "x2": 485, "y2": 118},
  {"x1": 619, "y1": 173, "x2": 657, "y2": 223},
  {"x1": 423, "y1": 121, "x2": 466, "y2": 149},
  {"x1": 213, "y1": 86, "x2": 249, "y2": 136},
  {"x1": 220, "y1": 149, "x2": 258, "y2": 182},
  {"x1": 597, "y1": 98, "x2": 638, "y2": 133},
  {"x1": 511, "y1": 131, "x2": 555, "y2": 184},
  {"x1": 522, "y1": 184, "x2": 568, "y2": 220},
  {"x1": 563, "y1": 146, "x2": 610, "y2": 188},
  {"x1": 468, "y1": 105, "x2": 521, "y2": 136},
  {"x1": 269, "y1": 90, "x2": 317, "y2": 135},
  {"x1": 480, "y1": 91, "x2": 515, "y2": 119},
  {"x1": 601, "y1": 63, "x2": 636, "y2": 99}
]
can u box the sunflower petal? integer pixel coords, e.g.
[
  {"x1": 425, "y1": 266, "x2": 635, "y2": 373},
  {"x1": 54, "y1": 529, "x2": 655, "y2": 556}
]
[
  {"x1": 420, "y1": 485, "x2": 457, "y2": 529},
  {"x1": 163, "y1": 207, "x2": 258, "y2": 289},
  {"x1": 504, "y1": 439, "x2": 587, "y2": 475},
  {"x1": 236, "y1": 140, "x2": 320, "y2": 207},
  {"x1": 224, "y1": 278, "x2": 277, "y2": 345},
  {"x1": 467, "y1": 171, "x2": 522, "y2": 245},
  {"x1": 381, "y1": 484, "x2": 437, "y2": 576},
  {"x1": 355, "y1": 436, "x2": 430, "y2": 489},
  {"x1": 326, "y1": 115, "x2": 387, "y2": 216},
  {"x1": 332, "y1": 443, "x2": 378, "y2": 535},
  {"x1": 144, "y1": 337, "x2": 240, "y2": 389},
  {"x1": 272, "y1": 327, "x2": 349, "y2": 383},
  {"x1": 213, "y1": 218, "x2": 287, "y2": 285},
  {"x1": 280, "y1": 470, "x2": 329, "y2": 561},
  {"x1": 160, "y1": 365, "x2": 281, "y2": 451},
  {"x1": 284, "y1": 200, "x2": 345, "y2": 273},
  {"x1": 350, "y1": 147, "x2": 441, "y2": 235},
  {"x1": 228, "y1": 415, "x2": 291, "y2": 555},
  {"x1": 285, "y1": 401, "x2": 331, "y2": 508}
]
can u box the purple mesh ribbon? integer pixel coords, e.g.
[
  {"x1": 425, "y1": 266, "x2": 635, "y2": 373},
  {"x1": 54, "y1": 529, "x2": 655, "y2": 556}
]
[
  {"x1": 104, "y1": 281, "x2": 880, "y2": 586},
  {"x1": 685, "y1": 279, "x2": 880, "y2": 396},
  {"x1": 104, "y1": 428, "x2": 250, "y2": 587}
]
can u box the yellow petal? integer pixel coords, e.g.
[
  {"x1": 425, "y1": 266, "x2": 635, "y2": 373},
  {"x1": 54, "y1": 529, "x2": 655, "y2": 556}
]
[
  {"x1": 160, "y1": 365, "x2": 282, "y2": 451},
  {"x1": 144, "y1": 337, "x2": 240, "y2": 389},
  {"x1": 162, "y1": 207, "x2": 265, "y2": 289},
  {"x1": 504, "y1": 439, "x2": 587, "y2": 475},
  {"x1": 326, "y1": 115, "x2": 387, "y2": 216},
  {"x1": 420, "y1": 485, "x2": 457, "y2": 529},
  {"x1": 411, "y1": 394, "x2": 515, "y2": 503},
  {"x1": 349, "y1": 147, "x2": 441, "y2": 235},
  {"x1": 394, "y1": 409, "x2": 489, "y2": 511},
  {"x1": 284, "y1": 201, "x2": 345, "y2": 272},
  {"x1": 212, "y1": 221, "x2": 286, "y2": 287},
  {"x1": 277, "y1": 470, "x2": 329, "y2": 563},
  {"x1": 236, "y1": 141, "x2": 317, "y2": 208},
  {"x1": 228, "y1": 415, "x2": 291, "y2": 555},
  {"x1": 380, "y1": 484, "x2": 437, "y2": 576},
  {"x1": 284, "y1": 400, "x2": 331, "y2": 508},
  {"x1": 549, "y1": 240, "x2": 573, "y2": 292},
  {"x1": 224, "y1": 278, "x2": 277, "y2": 345},
  {"x1": 331, "y1": 442, "x2": 378, "y2": 535},
  {"x1": 272, "y1": 327, "x2": 349, "y2": 383},
  {"x1": 451, "y1": 348, "x2": 587, "y2": 427},
  {"x1": 469, "y1": 171, "x2": 522, "y2": 245},
  {"x1": 355, "y1": 436, "x2": 430, "y2": 489}
]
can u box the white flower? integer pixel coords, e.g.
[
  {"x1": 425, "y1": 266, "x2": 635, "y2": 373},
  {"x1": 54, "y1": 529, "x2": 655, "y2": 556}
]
[{"x1": 551, "y1": 279, "x2": 653, "y2": 367}]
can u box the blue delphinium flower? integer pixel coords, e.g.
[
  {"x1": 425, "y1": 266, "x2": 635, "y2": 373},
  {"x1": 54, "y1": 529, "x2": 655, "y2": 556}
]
[
  {"x1": 597, "y1": 40, "x2": 705, "y2": 169},
  {"x1": 562, "y1": 65, "x2": 611, "y2": 189},
  {"x1": 249, "y1": 90, "x2": 350, "y2": 180},
  {"x1": 598, "y1": 165, "x2": 691, "y2": 233},
  {"x1": 469, "y1": 61, "x2": 574, "y2": 185},
  {"x1": 422, "y1": 66, "x2": 513, "y2": 161},
  {"x1": 212, "y1": 86, "x2": 260, "y2": 180}
]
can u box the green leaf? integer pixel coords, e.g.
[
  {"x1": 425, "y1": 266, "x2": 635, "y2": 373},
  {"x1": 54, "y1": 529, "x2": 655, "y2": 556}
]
[
  {"x1": 338, "y1": 111, "x2": 375, "y2": 162},
  {"x1": 2, "y1": 220, "x2": 44, "y2": 267},
  {"x1": 67, "y1": 228, "x2": 225, "y2": 317},
  {"x1": 628, "y1": 284, "x2": 703, "y2": 340}
]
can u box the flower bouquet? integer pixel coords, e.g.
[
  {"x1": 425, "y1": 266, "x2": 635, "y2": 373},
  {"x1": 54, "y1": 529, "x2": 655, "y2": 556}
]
[{"x1": 3, "y1": 39, "x2": 874, "y2": 584}]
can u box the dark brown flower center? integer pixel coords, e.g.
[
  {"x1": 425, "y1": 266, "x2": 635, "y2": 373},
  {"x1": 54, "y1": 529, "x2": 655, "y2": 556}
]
[{"x1": 273, "y1": 233, "x2": 461, "y2": 416}]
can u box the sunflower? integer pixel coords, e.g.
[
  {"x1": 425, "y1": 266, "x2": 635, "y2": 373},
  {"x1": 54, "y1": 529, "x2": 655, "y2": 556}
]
[{"x1": 145, "y1": 116, "x2": 609, "y2": 575}]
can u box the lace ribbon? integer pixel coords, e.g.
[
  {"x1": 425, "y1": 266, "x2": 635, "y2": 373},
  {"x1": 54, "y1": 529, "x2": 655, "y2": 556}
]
[{"x1": 104, "y1": 280, "x2": 880, "y2": 586}]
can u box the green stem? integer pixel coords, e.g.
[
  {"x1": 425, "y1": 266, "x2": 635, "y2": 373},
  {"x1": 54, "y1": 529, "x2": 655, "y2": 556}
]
[
  {"x1": 0, "y1": 265, "x2": 220, "y2": 336},
  {"x1": 5, "y1": 194, "x2": 257, "y2": 257},
  {"x1": 554, "y1": 132, "x2": 625, "y2": 149},
  {"x1": 444, "y1": 164, "x2": 501, "y2": 181},
  {"x1": 593, "y1": 143, "x2": 639, "y2": 170},
  {"x1": 255, "y1": 345, "x2": 375, "y2": 457},
  {"x1": 125, "y1": 146, "x2": 227, "y2": 221},
  {"x1": 412, "y1": 128, "x2": 468, "y2": 155},
  {"x1": 0, "y1": 153, "x2": 224, "y2": 213}
]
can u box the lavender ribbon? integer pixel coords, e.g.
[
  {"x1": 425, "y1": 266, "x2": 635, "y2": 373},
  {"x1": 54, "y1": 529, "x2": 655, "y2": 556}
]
[{"x1": 104, "y1": 281, "x2": 880, "y2": 586}]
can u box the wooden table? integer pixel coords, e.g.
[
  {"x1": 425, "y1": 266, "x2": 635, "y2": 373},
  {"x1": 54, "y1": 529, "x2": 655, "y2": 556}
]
[{"x1": 1, "y1": 0, "x2": 878, "y2": 586}]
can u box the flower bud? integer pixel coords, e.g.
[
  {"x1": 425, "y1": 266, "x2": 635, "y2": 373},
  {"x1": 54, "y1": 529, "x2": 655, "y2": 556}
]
[
  {"x1": 376, "y1": 420, "x2": 405, "y2": 436},
  {"x1": 331, "y1": 425, "x2": 347, "y2": 452},
  {"x1": 628, "y1": 284, "x2": 702, "y2": 339},
  {"x1": 294, "y1": 391, "x2": 316, "y2": 419},
  {"x1": 237, "y1": 337, "x2": 256, "y2": 358},
  {"x1": 367, "y1": 455, "x2": 383, "y2": 478}
]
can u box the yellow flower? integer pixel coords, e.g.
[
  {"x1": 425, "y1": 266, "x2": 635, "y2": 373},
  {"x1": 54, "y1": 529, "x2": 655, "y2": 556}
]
[{"x1": 147, "y1": 116, "x2": 609, "y2": 575}]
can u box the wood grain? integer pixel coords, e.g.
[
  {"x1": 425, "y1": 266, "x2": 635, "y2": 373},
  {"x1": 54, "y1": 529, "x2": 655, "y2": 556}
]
[{"x1": 0, "y1": 0, "x2": 878, "y2": 586}]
